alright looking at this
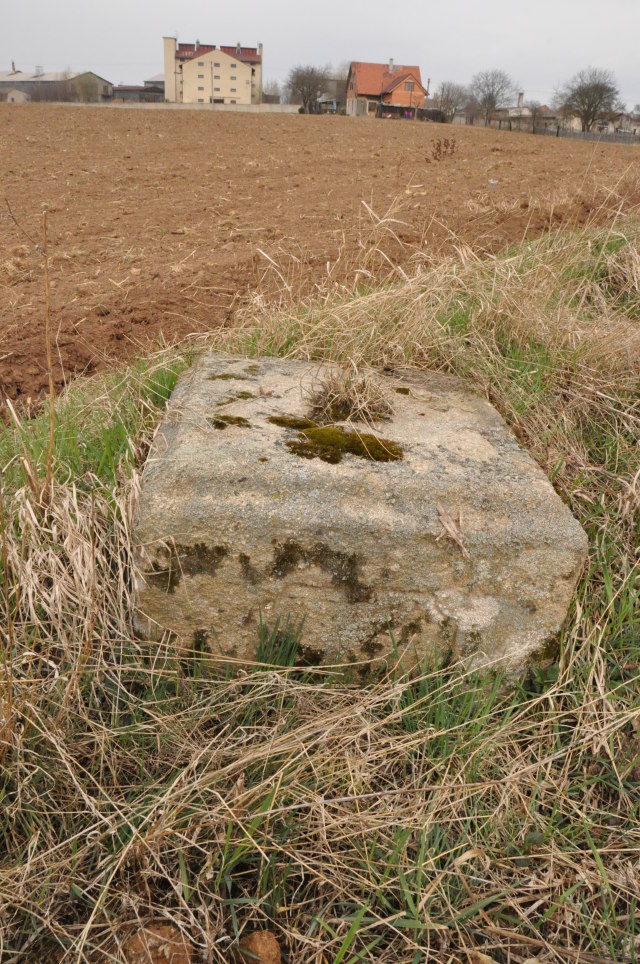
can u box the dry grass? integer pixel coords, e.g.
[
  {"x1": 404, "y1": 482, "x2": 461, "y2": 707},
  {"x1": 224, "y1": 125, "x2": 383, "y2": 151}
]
[
  {"x1": 306, "y1": 362, "x2": 393, "y2": 426},
  {"x1": 0, "y1": 203, "x2": 639, "y2": 961}
]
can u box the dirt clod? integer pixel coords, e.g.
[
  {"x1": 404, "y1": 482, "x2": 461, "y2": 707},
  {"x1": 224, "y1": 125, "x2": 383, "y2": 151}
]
[
  {"x1": 124, "y1": 923, "x2": 192, "y2": 963},
  {"x1": 234, "y1": 930, "x2": 282, "y2": 963}
]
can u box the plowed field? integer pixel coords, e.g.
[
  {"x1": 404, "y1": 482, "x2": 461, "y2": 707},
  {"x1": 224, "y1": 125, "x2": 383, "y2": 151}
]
[{"x1": 1, "y1": 104, "x2": 638, "y2": 402}]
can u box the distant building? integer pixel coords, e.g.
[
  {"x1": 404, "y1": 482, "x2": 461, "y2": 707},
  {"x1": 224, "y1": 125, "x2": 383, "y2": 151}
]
[
  {"x1": 1, "y1": 87, "x2": 30, "y2": 103},
  {"x1": 0, "y1": 67, "x2": 112, "y2": 102},
  {"x1": 163, "y1": 37, "x2": 263, "y2": 105},
  {"x1": 112, "y1": 85, "x2": 164, "y2": 103},
  {"x1": 144, "y1": 74, "x2": 165, "y2": 96},
  {"x1": 346, "y1": 60, "x2": 428, "y2": 117}
]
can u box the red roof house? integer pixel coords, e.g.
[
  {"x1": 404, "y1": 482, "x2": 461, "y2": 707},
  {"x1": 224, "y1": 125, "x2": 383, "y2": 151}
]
[{"x1": 346, "y1": 60, "x2": 428, "y2": 116}]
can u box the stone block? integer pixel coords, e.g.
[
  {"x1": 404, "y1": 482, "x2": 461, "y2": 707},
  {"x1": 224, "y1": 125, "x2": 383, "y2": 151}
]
[{"x1": 132, "y1": 355, "x2": 588, "y2": 674}]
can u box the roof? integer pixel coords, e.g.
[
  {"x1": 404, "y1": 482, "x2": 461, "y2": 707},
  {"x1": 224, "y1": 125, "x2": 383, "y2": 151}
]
[
  {"x1": 349, "y1": 62, "x2": 423, "y2": 98},
  {"x1": 175, "y1": 42, "x2": 262, "y2": 65},
  {"x1": 144, "y1": 73, "x2": 165, "y2": 85},
  {"x1": 380, "y1": 71, "x2": 426, "y2": 95},
  {"x1": 0, "y1": 69, "x2": 112, "y2": 84}
]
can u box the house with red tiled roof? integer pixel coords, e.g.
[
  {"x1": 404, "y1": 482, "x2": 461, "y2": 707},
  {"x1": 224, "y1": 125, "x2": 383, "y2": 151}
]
[
  {"x1": 346, "y1": 60, "x2": 428, "y2": 116},
  {"x1": 163, "y1": 37, "x2": 263, "y2": 105}
]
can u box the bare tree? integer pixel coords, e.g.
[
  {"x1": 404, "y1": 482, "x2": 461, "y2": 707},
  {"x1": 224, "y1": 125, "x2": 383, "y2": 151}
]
[
  {"x1": 434, "y1": 81, "x2": 469, "y2": 122},
  {"x1": 286, "y1": 65, "x2": 329, "y2": 114},
  {"x1": 554, "y1": 67, "x2": 624, "y2": 132},
  {"x1": 470, "y1": 69, "x2": 516, "y2": 125},
  {"x1": 525, "y1": 99, "x2": 542, "y2": 131},
  {"x1": 332, "y1": 61, "x2": 350, "y2": 110},
  {"x1": 30, "y1": 76, "x2": 74, "y2": 103},
  {"x1": 262, "y1": 79, "x2": 281, "y2": 104}
]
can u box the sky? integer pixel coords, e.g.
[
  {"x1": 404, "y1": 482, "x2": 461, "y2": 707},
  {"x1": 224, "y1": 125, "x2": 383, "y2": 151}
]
[{"x1": 2, "y1": 0, "x2": 639, "y2": 108}]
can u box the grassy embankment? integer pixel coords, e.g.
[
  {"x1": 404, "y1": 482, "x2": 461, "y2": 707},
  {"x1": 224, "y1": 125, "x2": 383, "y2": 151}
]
[{"x1": 0, "y1": 209, "x2": 639, "y2": 962}]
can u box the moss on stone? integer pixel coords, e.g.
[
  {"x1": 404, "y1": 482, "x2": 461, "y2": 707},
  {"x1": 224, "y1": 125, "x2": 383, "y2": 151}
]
[
  {"x1": 271, "y1": 539, "x2": 372, "y2": 603},
  {"x1": 268, "y1": 414, "x2": 318, "y2": 430},
  {"x1": 207, "y1": 414, "x2": 251, "y2": 430},
  {"x1": 296, "y1": 645, "x2": 324, "y2": 667},
  {"x1": 207, "y1": 372, "x2": 248, "y2": 381},
  {"x1": 399, "y1": 618, "x2": 423, "y2": 645},
  {"x1": 147, "y1": 543, "x2": 229, "y2": 594},
  {"x1": 395, "y1": 387, "x2": 410, "y2": 395},
  {"x1": 535, "y1": 632, "x2": 561, "y2": 664},
  {"x1": 286, "y1": 425, "x2": 403, "y2": 464},
  {"x1": 216, "y1": 391, "x2": 255, "y2": 407},
  {"x1": 238, "y1": 552, "x2": 261, "y2": 586}
]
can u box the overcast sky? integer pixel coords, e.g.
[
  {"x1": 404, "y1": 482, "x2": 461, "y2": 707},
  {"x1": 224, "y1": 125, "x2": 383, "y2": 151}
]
[{"x1": 2, "y1": 0, "x2": 639, "y2": 107}]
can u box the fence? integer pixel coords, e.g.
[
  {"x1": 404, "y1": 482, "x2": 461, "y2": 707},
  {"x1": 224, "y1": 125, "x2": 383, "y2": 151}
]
[{"x1": 533, "y1": 126, "x2": 640, "y2": 145}]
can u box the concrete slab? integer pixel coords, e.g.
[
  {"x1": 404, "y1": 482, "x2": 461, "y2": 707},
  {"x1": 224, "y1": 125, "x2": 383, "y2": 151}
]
[{"x1": 132, "y1": 355, "x2": 588, "y2": 674}]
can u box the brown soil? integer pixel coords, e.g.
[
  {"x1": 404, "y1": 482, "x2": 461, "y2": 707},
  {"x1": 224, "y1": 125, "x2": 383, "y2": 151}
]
[{"x1": 1, "y1": 104, "x2": 638, "y2": 404}]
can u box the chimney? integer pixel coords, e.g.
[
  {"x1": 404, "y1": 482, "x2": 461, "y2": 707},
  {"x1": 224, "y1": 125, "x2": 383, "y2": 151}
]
[
  {"x1": 11, "y1": 60, "x2": 15, "y2": 73},
  {"x1": 258, "y1": 42, "x2": 263, "y2": 58},
  {"x1": 388, "y1": 58, "x2": 393, "y2": 74},
  {"x1": 236, "y1": 41, "x2": 242, "y2": 56},
  {"x1": 517, "y1": 91, "x2": 524, "y2": 108},
  {"x1": 195, "y1": 39, "x2": 200, "y2": 52}
]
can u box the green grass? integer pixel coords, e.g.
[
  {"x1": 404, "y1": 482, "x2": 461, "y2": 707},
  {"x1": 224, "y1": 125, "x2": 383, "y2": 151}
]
[
  {"x1": 0, "y1": 217, "x2": 639, "y2": 961},
  {"x1": 1, "y1": 357, "x2": 186, "y2": 497}
]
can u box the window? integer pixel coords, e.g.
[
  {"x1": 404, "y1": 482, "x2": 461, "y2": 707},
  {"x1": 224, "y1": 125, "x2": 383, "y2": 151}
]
[
  {"x1": 198, "y1": 86, "x2": 204, "y2": 91},
  {"x1": 214, "y1": 62, "x2": 220, "y2": 67},
  {"x1": 230, "y1": 75, "x2": 236, "y2": 80},
  {"x1": 230, "y1": 88, "x2": 236, "y2": 93},
  {"x1": 230, "y1": 99, "x2": 236, "y2": 103},
  {"x1": 231, "y1": 63, "x2": 236, "y2": 68},
  {"x1": 198, "y1": 74, "x2": 204, "y2": 79},
  {"x1": 214, "y1": 74, "x2": 220, "y2": 79},
  {"x1": 198, "y1": 61, "x2": 204, "y2": 66},
  {"x1": 198, "y1": 98, "x2": 204, "y2": 102},
  {"x1": 214, "y1": 87, "x2": 220, "y2": 92},
  {"x1": 404, "y1": 81, "x2": 414, "y2": 92}
]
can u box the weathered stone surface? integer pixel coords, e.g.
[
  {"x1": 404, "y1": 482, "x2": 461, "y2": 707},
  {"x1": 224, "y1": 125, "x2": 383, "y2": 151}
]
[{"x1": 133, "y1": 355, "x2": 588, "y2": 674}]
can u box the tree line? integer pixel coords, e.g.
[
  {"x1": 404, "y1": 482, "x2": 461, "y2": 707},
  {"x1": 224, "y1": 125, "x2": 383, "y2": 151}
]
[
  {"x1": 437, "y1": 67, "x2": 626, "y2": 132},
  {"x1": 278, "y1": 64, "x2": 628, "y2": 132}
]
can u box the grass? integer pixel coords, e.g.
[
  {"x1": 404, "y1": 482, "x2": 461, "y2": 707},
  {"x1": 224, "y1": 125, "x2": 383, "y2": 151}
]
[{"x1": 0, "y1": 210, "x2": 639, "y2": 961}]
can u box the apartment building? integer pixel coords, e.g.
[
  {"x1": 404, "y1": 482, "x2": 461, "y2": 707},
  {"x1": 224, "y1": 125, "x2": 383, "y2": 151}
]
[{"x1": 163, "y1": 37, "x2": 262, "y2": 105}]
